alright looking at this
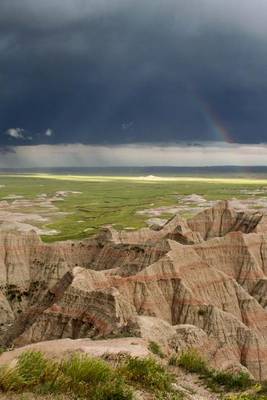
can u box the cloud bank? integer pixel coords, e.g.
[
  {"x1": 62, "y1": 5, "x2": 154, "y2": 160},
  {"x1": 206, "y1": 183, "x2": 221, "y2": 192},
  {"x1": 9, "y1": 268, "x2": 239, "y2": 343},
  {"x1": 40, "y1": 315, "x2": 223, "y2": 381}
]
[{"x1": 1, "y1": 143, "x2": 267, "y2": 168}]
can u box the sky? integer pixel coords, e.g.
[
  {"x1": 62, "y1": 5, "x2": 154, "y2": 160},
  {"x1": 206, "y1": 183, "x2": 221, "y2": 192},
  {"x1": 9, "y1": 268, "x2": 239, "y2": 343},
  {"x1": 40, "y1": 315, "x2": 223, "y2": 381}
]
[{"x1": 1, "y1": 0, "x2": 267, "y2": 167}]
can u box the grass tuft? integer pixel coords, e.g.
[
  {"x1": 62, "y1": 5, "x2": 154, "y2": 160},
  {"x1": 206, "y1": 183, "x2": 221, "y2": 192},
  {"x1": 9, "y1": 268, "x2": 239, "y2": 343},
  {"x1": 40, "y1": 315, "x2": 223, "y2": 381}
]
[
  {"x1": 17, "y1": 351, "x2": 48, "y2": 386},
  {"x1": 172, "y1": 348, "x2": 253, "y2": 393},
  {"x1": 148, "y1": 341, "x2": 165, "y2": 358},
  {"x1": 1, "y1": 348, "x2": 255, "y2": 399},
  {"x1": 120, "y1": 356, "x2": 173, "y2": 392},
  {"x1": 61, "y1": 353, "x2": 112, "y2": 385},
  {"x1": 93, "y1": 378, "x2": 134, "y2": 400},
  {"x1": 168, "y1": 354, "x2": 179, "y2": 367},
  {"x1": 0, "y1": 351, "x2": 188, "y2": 399},
  {"x1": 0, "y1": 350, "x2": 134, "y2": 399},
  {"x1": 0, "y1": 365, "x2": 25, "y2": 391},
  {"x1": 176, "y1": 349, "x2": 208, "y2": 374},
  {"x1": 211, "y1": 369, "x2": 252, "y2": 391}
]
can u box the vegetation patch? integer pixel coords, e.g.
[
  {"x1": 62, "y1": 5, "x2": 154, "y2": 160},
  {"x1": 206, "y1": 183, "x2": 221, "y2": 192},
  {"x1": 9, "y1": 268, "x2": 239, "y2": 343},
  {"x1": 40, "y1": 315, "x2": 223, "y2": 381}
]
[
  {"x1": 170, "y1": 349, "x2": 254, "y2": 393},
  {"x1": 224, "y1": 382, "x2": 267, "y2": 399},
  {"x1": 0, "y1": 351, "x2": 132, "y2": 399},
  {"x1": 0, "y1": 351, "x2": 185, "y2": 399},
  {"x1": 148, "y1": 341, "x2": 165, "y2": 358},
  {"x1": 119, "y1": 356, "x2": 173, "y2": 392},
  {"x1": 61, "y1": 353, "x2": 112, "y2": 386},
  {"x1": 173, "y1": 349, "x2": 209, "y2": 374},
  {"x1": 211, "y1": 369, "x2": 253, "y2": 391}
]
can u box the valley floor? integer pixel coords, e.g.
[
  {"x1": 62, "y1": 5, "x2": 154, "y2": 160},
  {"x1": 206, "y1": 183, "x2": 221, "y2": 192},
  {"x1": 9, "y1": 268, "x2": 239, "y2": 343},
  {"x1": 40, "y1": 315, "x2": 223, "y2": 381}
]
[{"x1": 1, "y1": 173, "x2": 267, "y2": 242}]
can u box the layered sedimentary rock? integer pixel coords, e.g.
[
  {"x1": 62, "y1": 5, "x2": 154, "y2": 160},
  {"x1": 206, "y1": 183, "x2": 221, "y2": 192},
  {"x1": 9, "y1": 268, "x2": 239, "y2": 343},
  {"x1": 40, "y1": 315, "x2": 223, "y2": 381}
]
[
  {"x1": 2, "y1": 201, "x2": 267, "y2": 380},
  {"x1": 188, "y1": 200, "x2": 263, "y2": 240},
  {"x1": 104, "y1": 213, "x2": 203, "y2": 245}
]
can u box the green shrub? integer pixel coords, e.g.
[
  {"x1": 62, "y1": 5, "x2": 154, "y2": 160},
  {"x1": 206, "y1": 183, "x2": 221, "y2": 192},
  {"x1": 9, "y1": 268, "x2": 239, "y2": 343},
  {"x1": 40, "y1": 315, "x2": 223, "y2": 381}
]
[
  {"x1": 17, "y1": 351, "x2": 48, "y2": 386},
  {"x1": 211, "y1": 370, "x2": 252, "y2": 390},
  {"x1": 93, "y1": 378, "x2": 133, "y2": 400},
  {"x1": 61, "y1": 353, "x2": 113, "y2": 385},
  {"x1": 0, "y1": 365, "x2": 25, "y2": 391},
  {"x1": 34, "y1": 371, "x2": 71, "y2": 396},
  {"x1": 173, "y1": 348, "x2": 253, "y2": 393},
  {"x1": 177, "y1": 349, "x2": 208, "y2": 374},
  {"x1": 0, "y1": 351, "x2": 133, "y2": 399},
  {"x1": 168, "y1": 354, "x2": 179, "y2": 367},
  {"x1": 148, "y1": 341, "x2": 165, "y2": 358},
  {"x1": 120, "y1": 356, "x2": 173, "y2": 392}
]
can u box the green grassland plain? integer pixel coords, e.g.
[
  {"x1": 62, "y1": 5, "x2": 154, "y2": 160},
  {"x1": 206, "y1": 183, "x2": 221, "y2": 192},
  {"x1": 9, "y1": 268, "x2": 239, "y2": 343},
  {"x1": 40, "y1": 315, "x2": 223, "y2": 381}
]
[{"x1": 0, "y1": 173, "x2": 266, "y2": 242}]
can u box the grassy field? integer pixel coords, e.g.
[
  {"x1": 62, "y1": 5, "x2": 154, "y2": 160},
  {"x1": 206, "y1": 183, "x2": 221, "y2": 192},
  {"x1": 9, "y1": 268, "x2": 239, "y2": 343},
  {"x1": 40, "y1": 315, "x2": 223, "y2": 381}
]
[{"x1": 0, "y1": 173, "x2": 266, "y2": 242}]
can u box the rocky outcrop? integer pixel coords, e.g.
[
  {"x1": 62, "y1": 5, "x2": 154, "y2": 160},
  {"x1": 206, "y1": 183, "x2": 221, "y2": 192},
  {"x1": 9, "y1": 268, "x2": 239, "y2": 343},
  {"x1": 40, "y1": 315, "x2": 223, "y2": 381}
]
[
  {"x1": 188, "y1": 200, "x2": 263, "y2": 239},
  {"x1": 1, "y1": 271, "x2": 73, "y2": 347},
  {"x1": 104, "y1": 213, "x2": 203, "y2": 245},
  {"x1": 1, "y1": 201, "x2": 267, "y2": 380}
]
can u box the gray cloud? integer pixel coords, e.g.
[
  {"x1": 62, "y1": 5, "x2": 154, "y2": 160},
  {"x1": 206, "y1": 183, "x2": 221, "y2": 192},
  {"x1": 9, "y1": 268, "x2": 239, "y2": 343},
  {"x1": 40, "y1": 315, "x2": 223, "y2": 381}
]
[
  {"x1": 6, "y1": 128, "x2": 25, "y2": 139},
  {"x1": 1, "y1": 143, "x2": 267, "y2": 168},
  {"x1": 5, "y1": 127, "x2": 32, "y2": 142},
  {"x1": 1, "y1": 0, "x2": 267, "y2": 148},
  {"x1": 45, "y1": 129, "x2": 53, "y2": 137}
]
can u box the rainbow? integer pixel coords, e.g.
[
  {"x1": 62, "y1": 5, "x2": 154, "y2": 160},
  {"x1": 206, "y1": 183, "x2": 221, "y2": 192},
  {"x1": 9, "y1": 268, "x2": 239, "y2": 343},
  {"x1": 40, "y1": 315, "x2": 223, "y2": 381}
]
[
  {"x1": 199, "y1": 100, "x2": 234, "y2": 144},
  {"x1": 192, "y1": 91, "x2": 234, "y2": 144},
  {"x1": 189, "y1": 91, "x2": 252, "y2": 170}
]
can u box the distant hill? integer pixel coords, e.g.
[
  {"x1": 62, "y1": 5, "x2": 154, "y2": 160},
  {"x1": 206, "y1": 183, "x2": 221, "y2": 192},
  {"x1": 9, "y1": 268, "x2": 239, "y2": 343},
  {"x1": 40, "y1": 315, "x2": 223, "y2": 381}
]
[{"x1": 1, "y1": 165, "x2": 267, "y2": 177}]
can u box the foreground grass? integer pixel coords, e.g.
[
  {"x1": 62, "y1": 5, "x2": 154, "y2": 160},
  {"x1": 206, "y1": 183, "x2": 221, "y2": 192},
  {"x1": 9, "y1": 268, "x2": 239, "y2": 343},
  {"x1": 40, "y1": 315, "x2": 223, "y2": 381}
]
[
  {"x1": 0, "y1": 351, "x2": 131, "y2": 399},
  {"x1": 0, "y1": 351, "x2": 183, "y2": 400},
  {"x1": 169, "y1": 349, "x2": 267, "y2": 399},
  {"x1": 1, "y1": 349, "x2": 267, "y2": 399},
  {"x1": 172, "y1": 349, "x2": 253, "y2": 391}
]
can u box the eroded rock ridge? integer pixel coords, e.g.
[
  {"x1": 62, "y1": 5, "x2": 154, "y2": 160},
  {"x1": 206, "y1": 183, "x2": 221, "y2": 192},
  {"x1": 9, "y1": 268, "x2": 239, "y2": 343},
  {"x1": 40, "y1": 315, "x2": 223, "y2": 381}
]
[{"x1": 1, "y1": 200, "x2": 267, "y2": 380}]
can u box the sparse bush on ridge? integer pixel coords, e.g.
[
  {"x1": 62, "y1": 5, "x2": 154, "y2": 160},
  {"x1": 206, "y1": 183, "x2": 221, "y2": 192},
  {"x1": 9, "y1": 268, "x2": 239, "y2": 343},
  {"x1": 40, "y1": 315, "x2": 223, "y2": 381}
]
[
  {"x1": 119, "y1": 356, "x2": 173, "y2": 392},
  {"x1": 175, "y1": 349, "x2": 208, "y2": 374},
  {"x1": 61, "y1": 353, "x2": 113, "y2": 385},
  {"x1": 0, "y1": 348, "x2": 258, "y2": 399},
  {"x1": 0, "y1": 364, "x2": 25, "y2": 391},
  {"x1": 148, "y1": 341, "x2": 165, "y2": 358},
  {"x1": 211, "y1": 369, "x2": 252, "y2": 390},
  {"x1": 94, "y1": 378, "x2": 134, "y2": 400},
  {"x1": 0, "y1": 350, "x2": 183, "y2": 399},
  {"x1": 170, "y1": 348, "x2": 253, "y2": 392},
  {"x1": 17, "y1": 351, "x2": 48, "y2": 386},
  {"x1": 0, "y1": 350, "x2": 133, "y2": 399}
]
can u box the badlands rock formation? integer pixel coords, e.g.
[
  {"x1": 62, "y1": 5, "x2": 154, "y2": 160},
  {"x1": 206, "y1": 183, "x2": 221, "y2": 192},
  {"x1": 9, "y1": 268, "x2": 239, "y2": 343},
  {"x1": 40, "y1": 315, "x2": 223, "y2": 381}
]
[{"x1": 1, "y1": 200, "x2": 267, "y2": 380}]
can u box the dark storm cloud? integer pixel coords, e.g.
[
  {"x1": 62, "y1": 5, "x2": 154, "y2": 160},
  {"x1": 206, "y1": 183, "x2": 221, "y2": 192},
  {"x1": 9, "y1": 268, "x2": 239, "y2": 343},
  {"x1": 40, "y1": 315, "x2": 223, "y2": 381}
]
[{"x1": 1, "y1": 0, "x2": 267, "y2": 146}]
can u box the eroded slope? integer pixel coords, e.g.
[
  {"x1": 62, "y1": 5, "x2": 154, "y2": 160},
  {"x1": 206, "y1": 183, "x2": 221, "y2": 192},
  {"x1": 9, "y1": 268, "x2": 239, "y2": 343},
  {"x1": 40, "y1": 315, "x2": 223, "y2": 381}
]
[{"x1": 1, "y1": 200, "x2": 267, "y2": 380}]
